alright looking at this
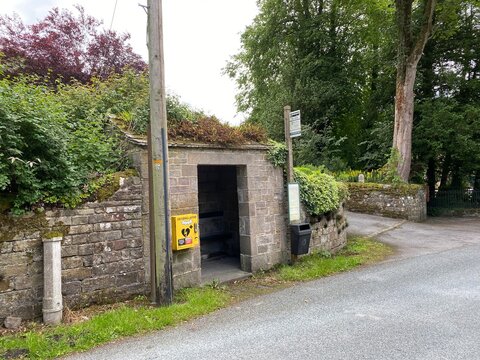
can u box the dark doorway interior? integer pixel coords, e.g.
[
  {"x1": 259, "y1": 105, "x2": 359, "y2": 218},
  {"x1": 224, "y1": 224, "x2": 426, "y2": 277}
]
[{"x1": 198, "y1": 165, "x2": 246, "y2": 283}]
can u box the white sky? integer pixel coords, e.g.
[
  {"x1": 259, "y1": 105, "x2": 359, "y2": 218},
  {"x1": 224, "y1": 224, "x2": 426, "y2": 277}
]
[{"x1": 1, "y1": 0, "x2": 258, "y2": 125}]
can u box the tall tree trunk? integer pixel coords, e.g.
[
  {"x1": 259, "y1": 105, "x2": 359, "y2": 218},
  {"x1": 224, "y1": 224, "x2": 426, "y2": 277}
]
[
  {"x1": 393, "y1": 0, "x2": 436, "y2": 182},
  {"x1": 426, "y1": 157, "x2": 436, "y2": 203},
  {"x1": 393, "y1": 64, "x2": 416, "y2": 180},
  {"x1": 474, "y1": 170, "x2": 480, "y2": 191},
  {"x1": 439, "y1": 153, "x2": 451, "y2": 190},
  {"x1": 450, "y1": 164, "x2": 463, "y2": 190}
]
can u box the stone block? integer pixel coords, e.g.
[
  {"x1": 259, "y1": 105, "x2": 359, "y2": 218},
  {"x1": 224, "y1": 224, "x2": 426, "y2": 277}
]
[
  {"x1": 78, "y1": 244, "x2": 94, "y2": 256},
  {"x1": 82, "y1": 275, "x2": 115, "y2": 292},
  {"x1": 89, "y1": 230, "x2": 122, "y2": 243},
  {"x1": 173, "y1": 269, "x2": 201, "y2": 289},
  {"x1": 257, "y1": 245, "x2": 268, "y2": 254},
  {"x1": 173, "y1": 260, "x2": 193, "y2": 275},
  {"x1": 241, "y1": 253, "x2": 269, "y2": 273},
  {"x1": 0, "y1": 279, "x2": 10, "y2": 292},
  {"x1": 239, "y1": 235, "x2": 254, "y2": 256},
  {"x1": 4, "y1": 316, "x2": 22, "y2": 329},
  {"x1": 239, "y1": 217, "x2": 251, "y2": 236},
  {"x1": 48, "y1": 216, "x2": 72, "y2": 226},
  {"x1": 70, "y1": 234, "x2": 90, "y2": 245},
  {"x1": 93, "y1": 221, "x2": 136, "y2": 232},
  {"x1": 94, "y1": 206, "x2": 106, "y2": 214},
  {"x1": 2, "y1": 264, "x2": 28, "y2": 277},
  {"x1": 62, "y1": 256, "x2": 84, "y2": 270},
  {"x1": 121, "y1": 205, "x2": 142, "y2": 213},
  {"x1": 88, "y1": 213, "x2": 126, "y2": 224},
  {"x1": 14, "y1": 275, "x2": 42, "y2": 291},
  {"x1": 62, "y1": 281, "x2": 82, "y2": 296},
  {"x1": 181, "y1": 165, "x2": 197, "y2": 177},
  {"x1": 101, "y1": 251, "x2": 123, "y2": 264},
  {"x1": 83, "y1": 255, "x2": 94, "y2": 267},
  {"x1": 115, "y1": 272, "x2": 139, "y2": 287},
  {"x1": 69, "y1": 224, "x2": 93, "y2": 235},
  {"x1": 127, "y1": 237, "x2": 143, "y2": 248},
  {"x1": 62, "y1": 245, "x2": 79, "y2": 257},
  {"x1": 125, "y1": 248, "x2": 143, "y2": 259},
  {"x1": 62, "y1": 267, "x2": 92, "y2": 281},
  {"x1": 28, "y1": 260, "x2": 44, "y2": 275},
  {"x1": 113, "y1": 239, "x2": 127, "y2": 251},
  {"x1": 71, "y1": 216, "x2": 90, "y2": 225},
  {"x1": 122, "y1": 228, "x2": 142, "y2": 239}
]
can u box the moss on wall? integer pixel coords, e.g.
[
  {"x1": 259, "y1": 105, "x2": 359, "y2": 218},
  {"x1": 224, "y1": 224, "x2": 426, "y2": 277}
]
[
  {"x1": 92, "y1": 169, "x2": 138, "y2": 202},
  {"x1": 347, "y1": 182, "x2": 423, "y2": 197},
  {"x1": 0, "y1": 212, "x2": 49, "y2": 243}
]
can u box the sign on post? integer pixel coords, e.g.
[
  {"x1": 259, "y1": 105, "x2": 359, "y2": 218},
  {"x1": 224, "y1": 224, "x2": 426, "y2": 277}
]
[
  {"x1": 288, "y1": 183, "x2": 301, "y2": 223},
  {"x1": 289, "y1": 110, "x2": 301, "y2": 138}
]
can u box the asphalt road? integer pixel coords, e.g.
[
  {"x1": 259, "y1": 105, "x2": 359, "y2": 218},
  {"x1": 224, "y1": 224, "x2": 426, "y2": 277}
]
[{"x1": 67, "y1": 213, "x2": 480, "y2": 360}]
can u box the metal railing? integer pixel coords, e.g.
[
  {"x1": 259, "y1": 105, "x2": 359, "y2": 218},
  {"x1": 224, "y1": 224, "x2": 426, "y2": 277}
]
[{"x1": 428, "y1": 189, "x2": 480, "y2": 215}]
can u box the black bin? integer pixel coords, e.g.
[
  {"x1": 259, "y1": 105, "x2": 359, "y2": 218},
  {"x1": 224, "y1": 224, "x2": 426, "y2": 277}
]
[{"x1": 290, "y1": 223, "x2": 312, "y2": 255}]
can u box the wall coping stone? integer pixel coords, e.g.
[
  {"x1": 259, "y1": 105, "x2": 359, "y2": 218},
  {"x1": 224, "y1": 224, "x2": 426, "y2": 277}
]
[{"x1": 124, "y1": 132, "x2": 270, "y2": 151}]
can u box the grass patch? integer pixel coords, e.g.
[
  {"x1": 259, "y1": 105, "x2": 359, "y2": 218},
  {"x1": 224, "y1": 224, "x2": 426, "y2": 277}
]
[
  {"x1": 277, "y1": 237, "x2": 392, "y2": 282},
  {"x1": 0, "y1": 236, "x2": 391, "y2": 359},
  {"x1": 0, "y1": 288, "x2": 229, "y2": 359}
]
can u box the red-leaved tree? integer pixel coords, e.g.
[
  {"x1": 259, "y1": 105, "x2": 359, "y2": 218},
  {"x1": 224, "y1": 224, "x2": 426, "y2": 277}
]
[{"x1": 0, "y1": 5, "x2": 146, "y2": 83}]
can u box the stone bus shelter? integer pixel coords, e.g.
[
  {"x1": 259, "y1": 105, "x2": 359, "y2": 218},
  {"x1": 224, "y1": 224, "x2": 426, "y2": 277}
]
[{"x1": 129, "y1": 140, "x2": 288, "y2": 287}]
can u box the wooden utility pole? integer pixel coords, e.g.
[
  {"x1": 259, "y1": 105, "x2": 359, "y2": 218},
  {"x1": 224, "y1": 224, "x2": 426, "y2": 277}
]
[
  {"x1": 147, "y1": 0, "x2": 173, "y2": 306},
  {"x1": 284, "y1": 105, "x2": 294, "y2": 183}
]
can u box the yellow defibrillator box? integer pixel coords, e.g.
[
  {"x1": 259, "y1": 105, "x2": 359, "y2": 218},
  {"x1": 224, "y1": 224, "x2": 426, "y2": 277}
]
[{"x1": 171, "y1": 214, "x2": 199, "y2": 251}]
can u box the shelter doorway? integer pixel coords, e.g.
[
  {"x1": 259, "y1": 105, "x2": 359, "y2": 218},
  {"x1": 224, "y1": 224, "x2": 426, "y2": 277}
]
[{"x1": 197, "y1": 165, "x2": 249, "y2": 283}]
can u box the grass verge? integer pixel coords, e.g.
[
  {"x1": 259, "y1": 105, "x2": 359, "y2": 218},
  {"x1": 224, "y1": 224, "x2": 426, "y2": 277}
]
[{"x1": 0, "y1": 236, "x2": 391, "y2": 359}]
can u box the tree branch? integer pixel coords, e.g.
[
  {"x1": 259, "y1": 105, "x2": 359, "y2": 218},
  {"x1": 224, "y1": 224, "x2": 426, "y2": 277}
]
[{"x1": 410, "y1": 0, "x2": 436, "y2": 65}]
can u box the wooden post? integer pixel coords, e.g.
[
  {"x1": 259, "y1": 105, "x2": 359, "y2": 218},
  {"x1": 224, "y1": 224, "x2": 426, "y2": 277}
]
[
  {"x1": 147, "y1": 0, "x2": 173, "y2": 306},
  {"x1": 284, "y1": 105, "x2": 294, "y2": 183}
]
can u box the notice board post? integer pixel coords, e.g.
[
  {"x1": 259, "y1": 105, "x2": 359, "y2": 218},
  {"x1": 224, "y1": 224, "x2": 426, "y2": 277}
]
[{"x1": 284, "y1": 106, "x2": 302, "y2": 262}]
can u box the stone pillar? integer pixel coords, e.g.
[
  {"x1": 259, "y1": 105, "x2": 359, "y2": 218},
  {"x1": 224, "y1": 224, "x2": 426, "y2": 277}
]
[{"x1": 43, "y1": 236, "x2": 63, "y2": 325}]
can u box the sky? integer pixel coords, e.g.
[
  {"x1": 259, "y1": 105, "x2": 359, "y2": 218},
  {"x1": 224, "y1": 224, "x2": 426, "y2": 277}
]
[{"x1": 1, "y1": 0, "x2": 259, "y2": 125}]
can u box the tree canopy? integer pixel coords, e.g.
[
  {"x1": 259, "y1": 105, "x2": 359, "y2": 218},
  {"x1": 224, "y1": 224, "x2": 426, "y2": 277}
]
[
  {"x1": 229, "y1": 0, "x2": 479, "y2": 189},
  {"x1": 0, "y1": 6, "x2": 146, "y2": 83}
]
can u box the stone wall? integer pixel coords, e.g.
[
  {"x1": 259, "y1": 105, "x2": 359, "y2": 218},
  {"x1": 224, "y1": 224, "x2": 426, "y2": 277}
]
[
  {"x1": 305, "y1": 204, "x2": 348, "y2": 254},
  {"x1": 0, "y1": 176, "x2": 147, "y2": 323},
  {"x1": 346, "y1": 183, "x2": 427, "y2": 222},
  {"x1": 1, "y1": 140, "x2": 352, "y2": 323}
]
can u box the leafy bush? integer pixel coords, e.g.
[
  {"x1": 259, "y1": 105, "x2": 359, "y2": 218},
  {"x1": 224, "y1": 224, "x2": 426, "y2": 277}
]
[
  {"x1": 266, "y1": 141, "x2": 287, "y2": 168},
  {"x1": 294, "y1": 166, "x2": 348, "y2": 216},
  {"x1": 0, "y1": 69, "x2": 128, "y2": 212},
  {"x1": 0, "y1": 75, "x2": 82, "y2": 210}
]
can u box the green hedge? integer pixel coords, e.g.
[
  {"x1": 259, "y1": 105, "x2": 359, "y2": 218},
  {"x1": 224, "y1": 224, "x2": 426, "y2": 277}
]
[{"x1": 294, "y1": 166, "x2": 348, "y2": 217}]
